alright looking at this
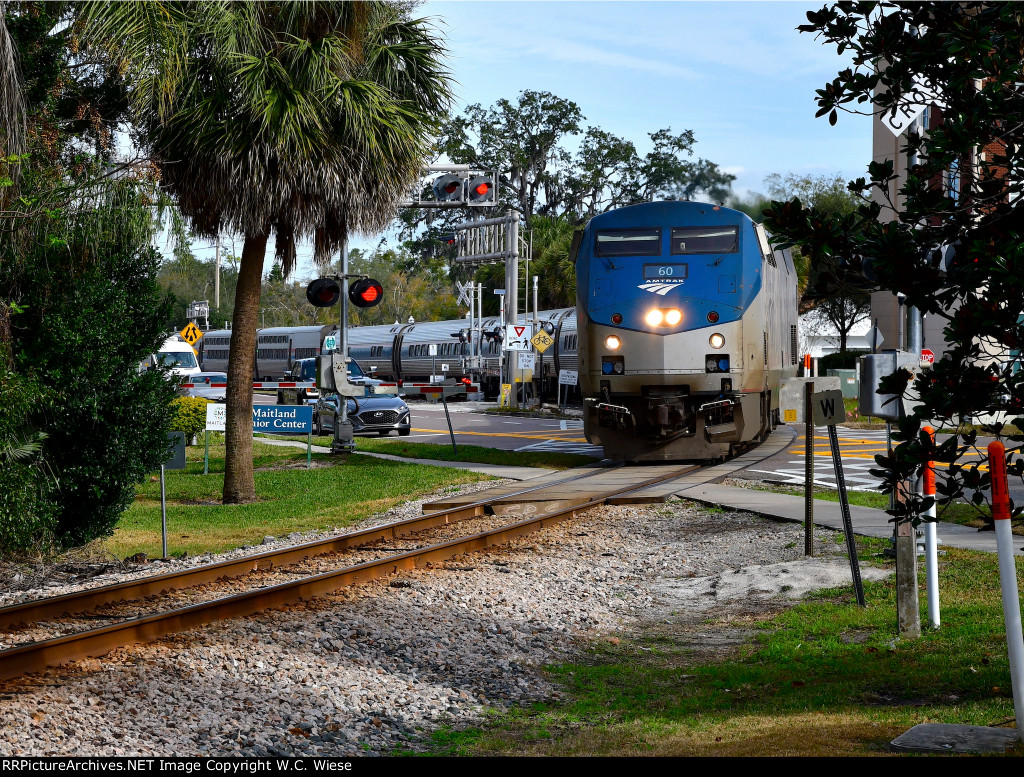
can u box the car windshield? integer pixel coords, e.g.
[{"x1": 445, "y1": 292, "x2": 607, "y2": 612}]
[{"x1": 158, "y1": 350, "x2": 198, "y2": 369}]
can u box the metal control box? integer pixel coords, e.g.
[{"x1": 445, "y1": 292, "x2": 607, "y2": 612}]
[
  {"x1": 857, "y1": 350, "x2": 922, "y2": 420},
  {"x1": 779, "y1": 376, "x2": 840, "y2": 424}
]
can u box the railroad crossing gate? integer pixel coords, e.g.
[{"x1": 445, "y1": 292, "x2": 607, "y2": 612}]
[
  {"x1": 179, "y1": 322, "x2": 203, "y2": 347},
  {"x1": 531, "y1": 329, "x2": 554, "y2": 353}
]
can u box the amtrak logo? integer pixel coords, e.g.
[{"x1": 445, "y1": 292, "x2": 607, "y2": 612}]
[{"x1": 638, "y1": 281, "x2": 682, "y2": 296}]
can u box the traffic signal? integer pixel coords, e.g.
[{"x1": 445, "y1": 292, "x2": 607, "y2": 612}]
[
  {"x1": 307, "y1": 277, "x2": 341, "y2": 307},
  {"x1": 432, "y1": 174, "x2": 465, "y2": 203},
  {"x1": 349, "y1": 277, "x2": 384, "y2": 308},
  {"x1": 467, "y1": 175, "x2": 495, "y2": 206}
]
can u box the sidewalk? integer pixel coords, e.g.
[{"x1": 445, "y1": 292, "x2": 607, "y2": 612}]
[{"x1": 676, "y1": 482, "x2": 1023, "y2": 556}]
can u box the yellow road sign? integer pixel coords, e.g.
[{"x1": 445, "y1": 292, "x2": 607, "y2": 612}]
[
  {"x1": 531, "y1": 330, "x2": 554, "y2": 353},
  {"x1": 179, "y1": 322, "x2": 204, "y2": 346}
]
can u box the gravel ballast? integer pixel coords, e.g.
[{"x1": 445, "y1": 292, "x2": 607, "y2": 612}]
[{"x1": 0, "y1": 489, "x2": 888, "y2": 757}]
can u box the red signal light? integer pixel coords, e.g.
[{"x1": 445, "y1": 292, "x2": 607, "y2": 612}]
[
  {"x1": 444, "y1": 180, "x2": 460, "y2": 195},
  {"x1": 306, "y1": 277, "x2": 341, "y2": 308},
  {"x1": 474, "y1": 181, "x2": 490, "y2": 197},
  {"x1": 349, "y1": 277, "x2": 384, "y2": 309}
]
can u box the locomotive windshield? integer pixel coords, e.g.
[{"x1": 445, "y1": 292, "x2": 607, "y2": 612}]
[
  {"x1": 594, "y1": 228, "x2": 661, "y2": 257},
  {"x1": 670, "y1": 226, "x2": 738, "y2": 255}
]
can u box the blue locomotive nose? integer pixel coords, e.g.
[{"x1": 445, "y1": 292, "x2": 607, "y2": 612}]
[{"x1": 575, "y1": 200, "x2": 799, "y2": 461}]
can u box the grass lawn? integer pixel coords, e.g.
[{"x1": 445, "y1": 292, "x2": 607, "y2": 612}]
[
  {"x1": 745, "y1": 480, "x2": 1001, "y2": 532},
  {"x1": 424, "y1": 534, "x2": 1024, "y2": 756},
  {"x1": 264, "y1": 433, "x2": 598, "y2": 470},
  {"x1": 108, "y1": 439, "x2": 490, "y2": 560}
]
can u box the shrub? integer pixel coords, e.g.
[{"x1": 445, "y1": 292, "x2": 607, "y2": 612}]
[
  {"x1": 7, "y1": 184, "x2": 179, "y2": 548},
  {"x1": 0, "y1": 358, "x2": 57, "y2": 553},
  {"x1": 170, "y1": 396, "x2": 212, "y2": 441},
  {"x1": 819, "y1": 350, "x2": 867, "y2": 371}
]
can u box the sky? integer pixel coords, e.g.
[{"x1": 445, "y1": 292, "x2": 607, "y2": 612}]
[{"x1": 176, "y1": 1, "x2": 871, "y2": 283}]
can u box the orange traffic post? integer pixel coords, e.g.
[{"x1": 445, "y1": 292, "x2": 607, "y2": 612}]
[
  {"x1": 922, "y1": 426, "x2": 939, "y2": 628},
  {"x1": 989, "y1": 440, "x2": 1024, "y2": 739}
]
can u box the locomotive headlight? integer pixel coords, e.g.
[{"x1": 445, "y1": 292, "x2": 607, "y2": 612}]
[
  {"x1": 604, "y1": 335, "x2": 621, "y2": 350},
  {"x1": 709, "y1": 333, "x2": 726, "y2": 349},
  {"x1": 665, "y1": 309, "x2": 682, "y2": 326},
  {"x1": 645, "y1": 309, "x2": 664, "y2": 327}
]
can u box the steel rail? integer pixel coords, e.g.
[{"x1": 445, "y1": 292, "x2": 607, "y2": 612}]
[
  {"x1": 0, "y1": 463, "x2": 697, "y2": 680},
  {"x1": 0, "y1": 463, "x2": 623, "y2": 628}
]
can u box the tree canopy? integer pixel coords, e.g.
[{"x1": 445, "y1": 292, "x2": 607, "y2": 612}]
[
  {"x1": 82, "y1": 1, "x2": 454, "y2": 503},
  {"x1": 763, "y1": 2, "x2": 1024, "y2": 526}
]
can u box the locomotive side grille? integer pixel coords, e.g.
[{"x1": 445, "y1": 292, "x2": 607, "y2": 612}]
[
  {"x1": 359, "y1": 409, "x2": 399, "y2": 425},
  {"x1": 764, "y1": 333, "x2": 768, "y2": 366},
  {"x1": 790, "y1": 325, "x2": 798, "y2": 365}
]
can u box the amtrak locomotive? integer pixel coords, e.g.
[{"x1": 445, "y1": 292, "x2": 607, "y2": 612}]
[{"x1": 576, "y1": 201, "x2": 799, "y2": 461}]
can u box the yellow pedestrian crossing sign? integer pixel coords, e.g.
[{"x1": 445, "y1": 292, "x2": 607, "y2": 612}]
[
  {"x1": 179, "y1": 322, "x2": 204, "y2": 346},
  {"x1": 531, "y1": 329, "x2": 554, "y2": 353}
]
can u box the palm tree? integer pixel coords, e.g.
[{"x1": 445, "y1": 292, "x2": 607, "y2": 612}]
[{"x1": 81, "y1": 1, "x2": 452, "y2": 502}]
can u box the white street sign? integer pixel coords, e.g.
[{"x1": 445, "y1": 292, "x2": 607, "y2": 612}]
[
  {"x1": 558, "y1": 369, "x2": 578, "y2": 386},
  {"x1": 504, "y1": 324, "x2": 533, "y2": 351},
  {"x1": 441, "y1": 363, "x2": 449, "y2": 372},
  {"x1": 456, "y1": 280, "x2": 473, "y2": 307},
  {"x1": 517, "y1": 351, "x2": 535, "y2": 371},
  {"x1": 428, "y1": 343, "x2": 437, "y2": 356},
  {"x1": 323, "y1": 334, "x2": 337, "y2": 351},
  {"x1": 880, "y1": 77, "x2": 943, "y2": 137},
  {"x1": 205, "y1": 403, "x2": 227, "y2": 432}
]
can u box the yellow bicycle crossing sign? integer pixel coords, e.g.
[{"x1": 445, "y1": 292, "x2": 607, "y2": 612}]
[
  {"x1": 531, "y1": 329, "x2": 554, "y2": 353},
  {"x1": 179, "y1": 322, "x2": 204, "y2": 346}
]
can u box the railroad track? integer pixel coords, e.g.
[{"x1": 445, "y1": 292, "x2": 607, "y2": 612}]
[{"x1": 0, "y1": 461, "x2": 703, "y2": 681}]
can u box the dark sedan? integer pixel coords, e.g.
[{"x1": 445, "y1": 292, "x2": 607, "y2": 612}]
[{"x1": 314, "y1": 393, "x2": 411, "y2": 437}]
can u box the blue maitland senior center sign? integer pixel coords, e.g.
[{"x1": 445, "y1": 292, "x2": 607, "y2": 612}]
[{"x1": 253, "y1": 405, "x2": 313, "y2": 434}]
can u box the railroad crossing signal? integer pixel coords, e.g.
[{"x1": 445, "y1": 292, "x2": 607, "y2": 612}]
[
  {"x1": 531, "y1": 329, "x2": 554, "y2": 353},
  {"x1": 307, "y1": 277, "x2": 341, "y2": 307},
  {"x1": 456, "y1": 280, "x2": 473, "y2": 307},
  {"x1": 179, "y1": 322, "x2": 203, "y2": 346},
  {"x1": 348, "y1": 278, "x2": 384, "y2": 308}
]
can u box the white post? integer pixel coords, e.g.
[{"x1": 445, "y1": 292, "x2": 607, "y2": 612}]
[
  {"x1": 923, "y1": 427, "x2": 940, "y2": 628},
  {"x1": 990, "y1": 440, "x2": 1024, "y2": 740}
]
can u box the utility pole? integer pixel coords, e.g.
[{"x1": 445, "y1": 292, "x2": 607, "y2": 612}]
[{"x1": 214, "y1": 234, "x2": 221, "y2": 310}]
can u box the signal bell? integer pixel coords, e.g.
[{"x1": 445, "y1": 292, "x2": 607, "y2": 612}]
[
  {"x1": 349, "y1": 277, "x2": 384, "y2": 308},
  {"x1": 307, "y1": 277, "x2": 341, "y2": 308}
]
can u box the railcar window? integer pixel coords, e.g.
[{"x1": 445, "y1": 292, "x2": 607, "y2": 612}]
[
  {"x1": 595, "y1": 228, "x2": 662, "y2": 257},
  {"x1": 670, "y1": 226, "x2": 738, "y2": 255}
]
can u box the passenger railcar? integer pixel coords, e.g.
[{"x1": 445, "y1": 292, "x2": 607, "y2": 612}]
[
  {"x1": 199, "y1": 310, "x2": 581, "y2": 400},
  {"x1": 576, "y1": 201, "x2": 799, "y2": 461},
  {"x1": 199, "y1": 325, "x2": 331, "y2": 380}
]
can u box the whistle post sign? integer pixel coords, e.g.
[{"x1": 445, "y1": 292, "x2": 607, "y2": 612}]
[{"x1": 811, "y1": 389, "x2": 846, "y2": 427}]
